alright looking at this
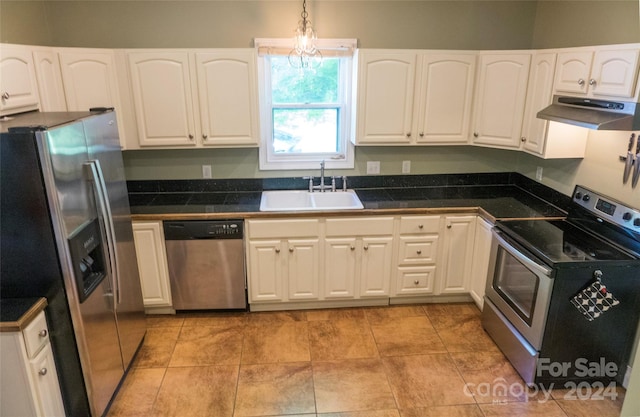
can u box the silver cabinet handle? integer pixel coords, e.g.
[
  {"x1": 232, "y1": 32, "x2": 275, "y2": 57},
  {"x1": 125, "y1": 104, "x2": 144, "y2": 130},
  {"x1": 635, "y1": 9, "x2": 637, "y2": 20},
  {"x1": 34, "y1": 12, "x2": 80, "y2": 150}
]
[
  {"x1": 188, "y1": 134, "x2": 194, "y2": 140},
  {"x1": 414, "y1": 280, "x2": 420, "y2": 285},
  {"x1": 578, "y1": 78, "x2": 585, "y2": 86},
  {"x1": 418, "y1": 224, "x2": 424, "y2": 229},
  {"x1": 416, "y1": 250, "x2": 422, "y2": 255},
  {"x1": 275, "y1": 248, "x2": 280, "y2": 253},
  {"x1": 521, "y1": 137, "x2": 526, "y2": 142},
  {"x1": 1, "y1": 92, "x2": 9, "y2": 100},
  {"x1": 406, "y1": 133, "x2": 411, "y2": 138},
  {"x1": 473, "y1": 132, "x2": 479, "y2": 138},
  {"x1": 363, "y1": 245, "x2": 369, "y2": 250},
  {"x1": 589, "y1": 78, "x2": 597, "y2": 86},
  {"x1": 419, "y1": 132, "x2": 424, "y2": 137},
  {"x1": 39, "y1": 329, "x2": 48, "y2": 338},
  {"x1": 289, "y1": 247, "x2": 294, "y2": 253},
  {"x1": 202, "y1": 134, "x2": 208, "y2": 140},
  {"x1": 39, "y1": 368, "x2": 48, "y2": 376},
  {"x1": 350, "y1": 246, "x2": 355, "y2": 251},
  {"x1": 447, "y1": 224, "x2": 452, "y2": 229}
]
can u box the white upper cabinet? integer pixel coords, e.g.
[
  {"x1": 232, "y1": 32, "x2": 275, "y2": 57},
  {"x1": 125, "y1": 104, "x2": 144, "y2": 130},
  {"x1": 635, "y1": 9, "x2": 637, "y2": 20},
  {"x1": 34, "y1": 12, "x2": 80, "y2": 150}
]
[
  {"x1": 58, "y1": 49, "x2": 122, "y2": 111},
  {"x1": 32, "y1": 49, "x2": 67, "y2": 112},
  {"x1": 354, "y1": 50, "x2": 476, "y2": 146},
  {"x1": 58, "y1": 48, "x2": 127, "y2": 144},
  {"x1": 0, "y1": 44, "x2": 40, "y2": 116},
  {"x1": 554, "y1": 45, "x2": 640, "y2": 100},
  {"x1": 355, "y1": 51, "x2": 416, "y2": 144},
  {"x1": 415, "y1": 53, "x2": 476, "y2": 144},
  {"x1": 127, "y1": 49, "x2": 259, "y2": 148},
  {"x1": 128, "y1": 51, "x2": 197, "y2": 147},
  {"x1": 195, "y1": 51, "x2": 259, "y2": 147},
  {"x1": 471, "y1": 52, "x2": 531, "y2": 150}
]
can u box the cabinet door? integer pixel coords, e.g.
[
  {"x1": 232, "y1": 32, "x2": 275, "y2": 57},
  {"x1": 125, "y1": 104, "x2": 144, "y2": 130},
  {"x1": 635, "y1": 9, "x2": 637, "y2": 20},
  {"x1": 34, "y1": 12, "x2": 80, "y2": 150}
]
[
  {"x1": 29, "y1": 343, "x2": 65, "y2": 417},
  {"x1": 324, "y1": 238, "x2": 357, "y2": 298},
  {"x1": 415, "y1": 53, "x2": 476, "y2": 144},
  {"x1": 521, "y1": 53, "x2": 557, "y2": 156},
  {"x1": 472, "y1": 54, "x2": 531, "y2": 149},
  {"x1": 360, "y1": 237, "x2": 393, "y2": 297},
  {"x1": 553, "y1": 51, "x2": 593, "y2": 95},
  {"x1": 469, "y1": 217, "x2": 493, "y2": 309},
  {"x1": 247, "y1": 240, "x2": 284, "y2": 302},
  {"x1": 32, "y1": 50, "x2": 67, "y2": 111},
  {"x1": 590, "y1": 48, "x2": 640, "y2": 98},
  {"x1": 287, "y1": 238, "x2": 320, "y2": 300},
  {"x1": 195, "y1": 51, "x2": 259, "y2": 147},
  {"x1": 58, "y1": 50, "x2": 121, "y2": 111},
  {"x1": 0, "y1": 44, "x2": 40, "y2": 115},
  {"x1": 128, "y1": 52, "x2": 197, "y2": 147},
  {"x1": 439, "y1": 215, "x2": 476, "y2": 294},
  {"x1": 356, "y1": 51, "x2": 416, "y2": 144},
  {"x1": 132, "y1": 221, "x2": 172, "y2": 308}
]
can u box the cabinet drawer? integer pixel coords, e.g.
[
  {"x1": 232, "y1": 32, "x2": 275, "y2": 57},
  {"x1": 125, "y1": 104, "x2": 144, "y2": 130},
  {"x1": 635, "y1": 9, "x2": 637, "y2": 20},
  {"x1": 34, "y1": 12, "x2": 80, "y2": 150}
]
[
  {"x1": 23, "y1": 311, "x2": 49, "y2": 358},
  {"x1": 398, "y1": 236, "x2": 438, "y2": 264},
  {"x1": 248, "y1": 219, "x2": 319, "y2": 238},
  {"x1": 325, "y1": 217, "x2": 394, "y2": 236},
  {"x1": 398, "y1": 215, "x2": 441, "y2": 234},
  {"x1": 396, "y1": 266, "x2": 436, "y2": 295}
]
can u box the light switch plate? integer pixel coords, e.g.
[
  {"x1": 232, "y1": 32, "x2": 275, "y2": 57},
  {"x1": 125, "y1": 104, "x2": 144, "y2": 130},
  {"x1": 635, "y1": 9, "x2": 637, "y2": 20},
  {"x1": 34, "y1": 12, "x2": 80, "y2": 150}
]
[
  {"x1": 367, "y1": 161, "x2": 380, "y2": 174},
  {"x1": 202, "y1": 165, "x2": 212, "y2": 179}
]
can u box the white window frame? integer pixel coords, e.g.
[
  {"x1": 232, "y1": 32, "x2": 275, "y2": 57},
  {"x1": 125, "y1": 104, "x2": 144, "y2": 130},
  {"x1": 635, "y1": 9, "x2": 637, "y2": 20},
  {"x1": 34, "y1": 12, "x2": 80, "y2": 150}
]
[{"x1": 255, "y1": 38, "x2": 357, "y2": 171}]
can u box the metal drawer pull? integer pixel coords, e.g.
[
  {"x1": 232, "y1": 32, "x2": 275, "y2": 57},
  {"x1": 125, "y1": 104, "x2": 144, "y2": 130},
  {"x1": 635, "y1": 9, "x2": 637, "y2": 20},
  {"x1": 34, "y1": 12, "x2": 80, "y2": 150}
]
[
  {"x1": 414, "y1": 280, "x2": 420, "y2": 285},
  {"x1": 447, "y1": 224, "x2": 452, "y2": 229},
  {"x1": 363, "y1": 245, "x2": 369, "y2": 250},
  {"x1": 578, "y1": 78, "x2": 585, "y2": 86},
  {"x1": 589, "y1": 79, "x2": 597, "y2": 86},
  {"x1": 39, "y1": 329, "x2": 48, "y2": 338},
  {"x1": 39, "y1": 368, "x2": 47, "y2": 376},
  {"x1": 418, "y1": 224, "x2": 424, "y2": 229},
  {"x1": 350, "y1": 246, "x2": 355, "y2": 251},
  {"x1": 1, "y1": 92, "x2": 9, "y2": 100},
  {"x1": 289, "y1": 247, "x2": 294, "y2": 253},
  {"x1": 275, "y1": 248, "x2": 280, "y2": 253},
  {"x1": 416, "y1": 250, "x2": 422, "y2": 255}
]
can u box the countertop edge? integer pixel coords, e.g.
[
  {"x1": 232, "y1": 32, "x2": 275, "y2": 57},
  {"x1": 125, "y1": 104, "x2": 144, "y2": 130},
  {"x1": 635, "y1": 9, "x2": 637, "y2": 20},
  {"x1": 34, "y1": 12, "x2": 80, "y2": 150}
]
[{"x1": 0, "y1": 297, "x2": 48, "y2": 332}]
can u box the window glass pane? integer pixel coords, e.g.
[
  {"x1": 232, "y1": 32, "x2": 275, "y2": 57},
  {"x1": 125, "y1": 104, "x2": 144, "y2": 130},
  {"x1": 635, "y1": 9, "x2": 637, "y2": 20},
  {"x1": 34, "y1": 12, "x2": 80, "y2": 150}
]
[
  {"x1": 273, "y1": 108, "x2": 338, "y2": 153},
  {"x1": 271, "y1": 57, "x2": 339, "y2": 104}
]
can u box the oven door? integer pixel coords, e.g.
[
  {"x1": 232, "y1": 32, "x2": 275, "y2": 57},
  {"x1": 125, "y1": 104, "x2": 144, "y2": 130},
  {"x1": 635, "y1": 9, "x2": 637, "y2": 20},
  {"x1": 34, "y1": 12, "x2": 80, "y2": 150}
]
[{"x1": 484, "y1": 229, "x2": 554, "y2": 350}]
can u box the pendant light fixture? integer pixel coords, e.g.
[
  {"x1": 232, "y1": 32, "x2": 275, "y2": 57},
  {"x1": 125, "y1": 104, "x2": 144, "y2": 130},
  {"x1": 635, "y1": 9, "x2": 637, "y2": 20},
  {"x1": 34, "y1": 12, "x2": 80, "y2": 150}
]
[{"x1": 289, "y1": 0, "x2": 322, "y2": 69}]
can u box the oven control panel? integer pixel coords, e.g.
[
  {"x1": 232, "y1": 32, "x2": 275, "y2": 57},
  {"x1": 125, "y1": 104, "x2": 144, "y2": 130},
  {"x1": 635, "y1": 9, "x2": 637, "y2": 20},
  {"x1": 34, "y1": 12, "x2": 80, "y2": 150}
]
[{"x1": 573, "y1": 185, "x2": 640, "y2": 230}]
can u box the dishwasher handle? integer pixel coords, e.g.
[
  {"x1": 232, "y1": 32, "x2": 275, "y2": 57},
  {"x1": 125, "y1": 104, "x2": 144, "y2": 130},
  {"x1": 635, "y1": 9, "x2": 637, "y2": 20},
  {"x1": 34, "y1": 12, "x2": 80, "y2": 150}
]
[{"x1": 163, "y1": 220, "x2": 244, "y2": 240}]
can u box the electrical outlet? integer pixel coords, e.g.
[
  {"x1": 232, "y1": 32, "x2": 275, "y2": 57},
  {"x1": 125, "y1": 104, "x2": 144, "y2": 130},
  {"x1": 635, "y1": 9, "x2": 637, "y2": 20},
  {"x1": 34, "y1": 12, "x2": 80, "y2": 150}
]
[
  {"x1": 202, "y1": 165, "x2": 212, "y2": 179},
  {"x1": 402, "y1": 160, "x2": 411, "y2": 174},
  {"x1": 536, "y1": 166, "x2": 543, "y2": 181},
  {"x1": 366, "y1": 161, "x2": 380, "y2": 174}
]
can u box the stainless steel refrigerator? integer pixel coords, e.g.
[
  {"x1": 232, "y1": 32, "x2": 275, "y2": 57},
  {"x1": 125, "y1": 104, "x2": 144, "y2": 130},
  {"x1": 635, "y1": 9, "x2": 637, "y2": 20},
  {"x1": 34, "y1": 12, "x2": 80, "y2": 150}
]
[{"x1": 1, "y1": 110, "x2": 146, "y2": 417}]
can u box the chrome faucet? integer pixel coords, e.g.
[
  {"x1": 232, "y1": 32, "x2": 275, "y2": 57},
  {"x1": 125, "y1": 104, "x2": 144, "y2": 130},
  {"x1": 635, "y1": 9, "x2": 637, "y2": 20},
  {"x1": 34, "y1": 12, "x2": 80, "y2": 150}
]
[{"x1": 305, "y1": 160, "x2": 335, "y2": 192}]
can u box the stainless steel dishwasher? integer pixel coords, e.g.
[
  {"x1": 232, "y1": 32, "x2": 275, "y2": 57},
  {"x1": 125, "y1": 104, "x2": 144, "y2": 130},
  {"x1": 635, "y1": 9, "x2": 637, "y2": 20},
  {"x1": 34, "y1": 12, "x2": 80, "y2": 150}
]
[{"x1": 163, "y1": 220, "x2": 247, "y2": 310}]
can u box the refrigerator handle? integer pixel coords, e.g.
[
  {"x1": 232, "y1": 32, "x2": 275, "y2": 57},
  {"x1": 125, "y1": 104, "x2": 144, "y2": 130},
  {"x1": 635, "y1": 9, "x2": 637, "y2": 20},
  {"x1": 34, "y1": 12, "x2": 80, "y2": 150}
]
[{"x1": 84, "y1": 160, "x2": 121, "y2": 306}]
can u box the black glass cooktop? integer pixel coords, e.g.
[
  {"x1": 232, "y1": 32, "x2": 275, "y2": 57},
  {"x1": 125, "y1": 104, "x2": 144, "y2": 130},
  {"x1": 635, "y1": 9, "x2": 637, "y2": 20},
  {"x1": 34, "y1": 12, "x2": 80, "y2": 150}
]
[{"x1": 496, "y1": 219, "x2": 635, "y2": 265}]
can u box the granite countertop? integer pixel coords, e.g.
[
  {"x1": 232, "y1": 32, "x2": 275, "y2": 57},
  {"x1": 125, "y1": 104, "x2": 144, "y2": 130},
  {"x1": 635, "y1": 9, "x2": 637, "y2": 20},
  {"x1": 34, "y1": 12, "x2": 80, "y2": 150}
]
[
  {"x1": 0, "y1": 297, "x2": 47, "y2": 332},
  {"x1": 128, "y1": 173, "x2": 570, "y2": 222}
]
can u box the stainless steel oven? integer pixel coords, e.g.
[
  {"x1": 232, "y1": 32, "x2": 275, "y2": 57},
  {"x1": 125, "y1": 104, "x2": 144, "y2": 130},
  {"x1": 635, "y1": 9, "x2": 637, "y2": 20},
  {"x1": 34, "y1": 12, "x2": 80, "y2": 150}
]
[{"x1": 482, "y1": 185, "x2": 640, "y2": 387}]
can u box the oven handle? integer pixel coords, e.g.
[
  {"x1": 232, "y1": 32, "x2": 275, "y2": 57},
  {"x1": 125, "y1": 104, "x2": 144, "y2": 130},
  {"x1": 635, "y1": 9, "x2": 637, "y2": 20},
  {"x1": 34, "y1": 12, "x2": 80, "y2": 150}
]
[{"x1": 492, "y1": 230, "x2": 553, "y2": 278}]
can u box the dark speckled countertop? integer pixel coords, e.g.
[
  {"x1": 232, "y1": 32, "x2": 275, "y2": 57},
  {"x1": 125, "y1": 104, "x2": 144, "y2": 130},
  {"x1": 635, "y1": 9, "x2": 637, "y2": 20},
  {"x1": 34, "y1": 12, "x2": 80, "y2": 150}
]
[
  {"x1": 128, "y1": 172, "x2": 570, "y2": 222},
  {"x1": 0, "y1": 297, "x2": 47, "y2": 332}
]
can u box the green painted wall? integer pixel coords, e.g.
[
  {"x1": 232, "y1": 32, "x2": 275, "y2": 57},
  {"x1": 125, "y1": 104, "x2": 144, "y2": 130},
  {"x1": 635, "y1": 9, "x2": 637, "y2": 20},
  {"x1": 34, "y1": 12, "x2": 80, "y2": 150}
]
[{"x1": 1, "y1": 0, "x2": 639, "y2": 206}]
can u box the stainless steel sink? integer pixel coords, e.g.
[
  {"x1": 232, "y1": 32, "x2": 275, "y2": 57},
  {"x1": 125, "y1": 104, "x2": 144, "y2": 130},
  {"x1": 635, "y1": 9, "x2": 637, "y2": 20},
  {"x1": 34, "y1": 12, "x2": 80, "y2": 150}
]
[{"x1": 259, "y1": 190, "x2": 364, "y2": 211}]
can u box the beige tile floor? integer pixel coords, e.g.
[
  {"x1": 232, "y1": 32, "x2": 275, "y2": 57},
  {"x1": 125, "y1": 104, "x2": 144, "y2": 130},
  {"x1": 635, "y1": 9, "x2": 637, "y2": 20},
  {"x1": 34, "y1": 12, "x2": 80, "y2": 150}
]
[{"x1": 106, "y1": 303, "x2": 625, "y2": 417}]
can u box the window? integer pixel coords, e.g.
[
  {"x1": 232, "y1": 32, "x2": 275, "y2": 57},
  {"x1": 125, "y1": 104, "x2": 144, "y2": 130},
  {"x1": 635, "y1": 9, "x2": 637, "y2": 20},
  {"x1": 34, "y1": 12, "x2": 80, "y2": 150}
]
[{"x1": 256, "y1": 39, "x2": 357, "y2": 170}]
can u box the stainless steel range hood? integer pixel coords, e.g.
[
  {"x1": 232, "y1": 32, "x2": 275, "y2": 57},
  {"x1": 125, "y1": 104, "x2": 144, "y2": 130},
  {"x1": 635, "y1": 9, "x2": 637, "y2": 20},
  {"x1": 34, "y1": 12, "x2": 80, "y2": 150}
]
[{"x1": 537, "y1": 95, "x2": 640, "y2": 131}]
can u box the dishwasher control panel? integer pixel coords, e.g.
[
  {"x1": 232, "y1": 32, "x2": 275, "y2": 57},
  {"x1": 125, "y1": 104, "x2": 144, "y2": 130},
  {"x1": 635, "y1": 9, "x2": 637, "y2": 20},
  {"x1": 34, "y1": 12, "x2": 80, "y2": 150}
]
[{"x1": 164, "y1": 220, "x2": 243, "y2": 240}]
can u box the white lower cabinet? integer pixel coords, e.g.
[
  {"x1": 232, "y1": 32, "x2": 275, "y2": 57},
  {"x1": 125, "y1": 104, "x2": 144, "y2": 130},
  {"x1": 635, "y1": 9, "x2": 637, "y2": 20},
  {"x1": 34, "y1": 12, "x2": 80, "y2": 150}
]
[
  {"x1": 393, "y1": 215, "x2": 441, "y2": 296},
  {"x1": 246, "y1": 219, "x2": 320, "y2": 303},
  {"x1": 469, "y1": 217, "x2": 494, "y2": 309},
  {"x1": 245, "y1": 213, "x2": 486, "y2": 309},
  {"x1": 132, "y1": 221, "x2": 173, "y2": 310},
  {"x1": 325, "y1": 217, "x2": 395, "y2": 299},
  {"x1": 438, "y1": 215, "x2": 477, "y2": 294},
  {"x1": 0, "y1": 310, "x2": 65, "y2": 417}
]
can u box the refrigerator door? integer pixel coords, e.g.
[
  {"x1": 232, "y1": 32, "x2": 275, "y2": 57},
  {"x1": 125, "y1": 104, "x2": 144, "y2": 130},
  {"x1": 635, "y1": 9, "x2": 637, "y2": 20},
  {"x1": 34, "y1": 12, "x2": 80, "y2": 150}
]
[
  {"x1": 83, "y1": 112, "x2": 146, "y2": 369},
  {"x1": 39, "y1": 117, "x2": 123, "y2": 417}
]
